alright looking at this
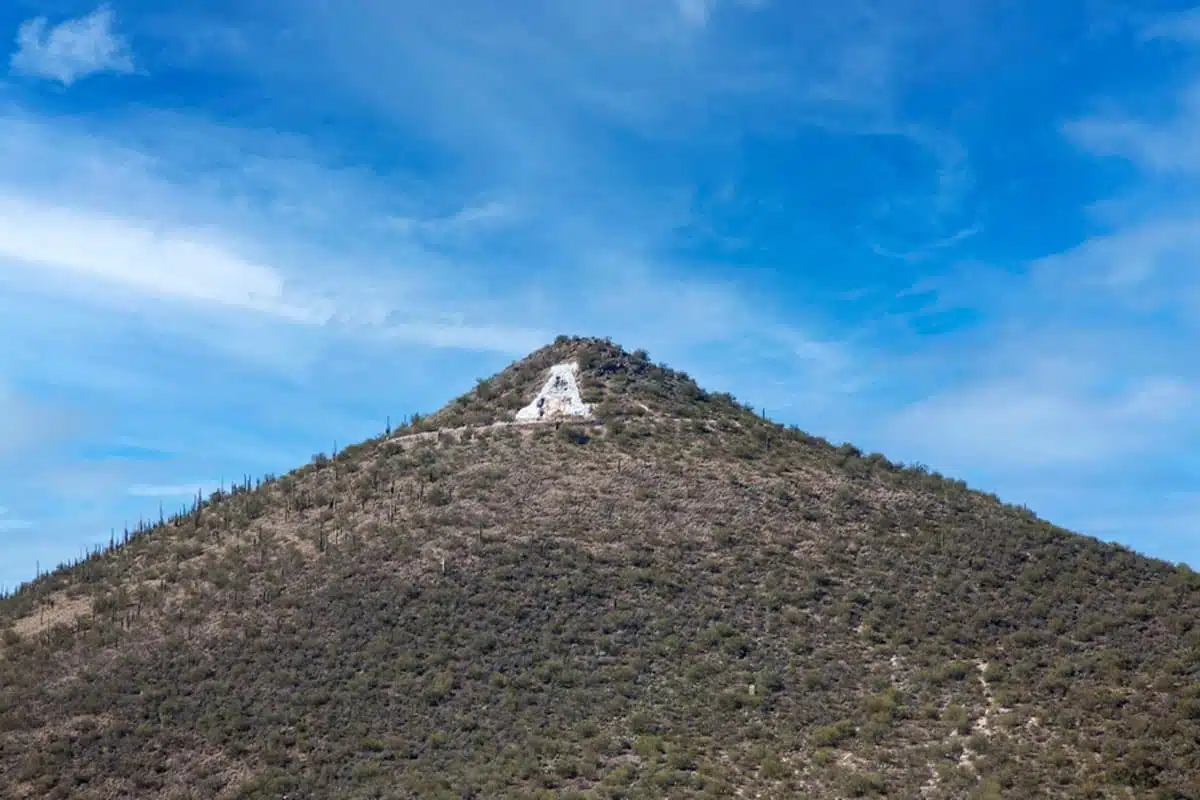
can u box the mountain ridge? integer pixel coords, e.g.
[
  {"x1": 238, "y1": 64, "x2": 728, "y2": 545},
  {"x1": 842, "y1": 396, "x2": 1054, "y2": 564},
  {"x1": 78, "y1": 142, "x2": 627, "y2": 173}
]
[{"x1": 1, "y1": 336, "x2": 1198, "y2": 799}]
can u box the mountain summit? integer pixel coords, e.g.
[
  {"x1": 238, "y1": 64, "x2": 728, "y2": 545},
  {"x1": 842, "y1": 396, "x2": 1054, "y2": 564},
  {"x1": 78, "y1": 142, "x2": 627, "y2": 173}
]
[
  {"x1": 424, "y1": 336, "x2": 742, "y2": 430},
  {"x1": 2, "y1": 337, "x2": 1198, "y2": 798}
]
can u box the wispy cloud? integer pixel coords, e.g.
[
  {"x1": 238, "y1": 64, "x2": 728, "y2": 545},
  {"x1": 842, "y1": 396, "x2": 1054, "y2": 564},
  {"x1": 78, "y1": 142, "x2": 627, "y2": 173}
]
[
  {"x1": 0, "y1": 504, "x2": 33, "y2": 533},
  {"x1": 9, "y1": 4, "x2": 134, "y2": 86},
  {"x1": 1064, "y1": 102, "x2": 1200, "y2": 176},
  {"x1": 1140, "y1": 8, "x2": 1200, "y2": 44},
  {"x1": 386, "y1": 200, "x2": 520, "y2": 241},
  {"x1": 1051, "y1": 37, "x2": 1200, "y2": 313},
  {"x1": 0, "y1": 194, "x2": 329, "y2": 323},
  {"x1": 127, "y1": 482, "x2": 220, "y2": 499},
  {"x1": 886, "y1": 372, "x2": 1194, "y2": 471},
  {"x1": 677, "y1": 0, "x2": 717, "y2": 28},
  {"x1": 0, "y1": 383, "x2": 80, "y2": 459},
  {"x1": 1033, "y1": 216, "x2": 1200, "y2": 303},
  {"x1": 870, "y1": 224, "x2": 982, "y2": 262}
]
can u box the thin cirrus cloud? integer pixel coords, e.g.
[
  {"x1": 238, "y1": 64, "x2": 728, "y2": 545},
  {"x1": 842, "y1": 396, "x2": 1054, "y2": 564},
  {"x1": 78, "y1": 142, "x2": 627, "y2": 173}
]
[
  {"x1": 1049, "y1": 24, "x2": 1200, "y2": 310},
  {"x1": 885, "y1": 374, "x2": 1194, "y2": 472},
  {"x1": 676, "y1": 0, "x2": 718, "y2": 29},
  {"x1": 0, "y1": 504, "x2": 33, "y2": 531},
  {"x1": 1064, "y1": 105, "x2": 1200, "y2": 176},
  {"x1": 0, "y1": 194, "x2": 327, "y2": 323},
  {"x1": 127, "y1": 482, "x2": 221, "y2": 499},
  {"x1": 9, "y1": 4, "x2": 134, "y2": 85},
  {"x1": 1139, "y1": 7, "x2": 1200, "y2": 44}
]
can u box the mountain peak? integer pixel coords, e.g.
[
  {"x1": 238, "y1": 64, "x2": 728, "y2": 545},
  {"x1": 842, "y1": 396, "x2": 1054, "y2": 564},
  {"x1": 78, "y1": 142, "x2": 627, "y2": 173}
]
[{"x1": 426, "y1": 335, "x2": 754, "y2": 431}]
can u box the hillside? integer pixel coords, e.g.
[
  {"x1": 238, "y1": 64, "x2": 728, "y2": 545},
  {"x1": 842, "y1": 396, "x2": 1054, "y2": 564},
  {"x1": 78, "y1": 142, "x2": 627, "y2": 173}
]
[{"x1": 1, "y1": 337, "x2": 1198, "y2": 799}]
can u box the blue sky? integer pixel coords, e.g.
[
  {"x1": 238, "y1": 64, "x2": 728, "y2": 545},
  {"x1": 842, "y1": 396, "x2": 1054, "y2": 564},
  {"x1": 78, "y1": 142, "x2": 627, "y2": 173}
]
[{"x1": 1, "y1": 0, "x2": 1198, "y2": 589}]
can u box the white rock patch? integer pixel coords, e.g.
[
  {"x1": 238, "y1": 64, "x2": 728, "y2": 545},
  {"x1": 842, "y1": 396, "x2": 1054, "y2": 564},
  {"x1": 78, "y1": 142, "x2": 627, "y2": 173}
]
[{"x1": 515, "y1": 362, "x2": 592, "y2": 423}]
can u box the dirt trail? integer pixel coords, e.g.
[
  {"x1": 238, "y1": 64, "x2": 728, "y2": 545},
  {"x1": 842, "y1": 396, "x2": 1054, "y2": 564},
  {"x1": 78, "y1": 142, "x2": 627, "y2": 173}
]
[{"x1": 384, "y1": 418, "x2": 606, "y2": 448}]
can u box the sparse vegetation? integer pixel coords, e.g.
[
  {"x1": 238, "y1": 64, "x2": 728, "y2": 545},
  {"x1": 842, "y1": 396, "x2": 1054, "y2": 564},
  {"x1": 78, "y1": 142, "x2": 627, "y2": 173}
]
[{"x1": 1, "y1": 336, "x2": 1198, "y2": 798}]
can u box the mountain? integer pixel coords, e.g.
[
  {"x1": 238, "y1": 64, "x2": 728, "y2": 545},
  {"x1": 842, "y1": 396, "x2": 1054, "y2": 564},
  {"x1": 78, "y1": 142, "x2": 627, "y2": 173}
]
[{"x1": 2, "y1": 336, "x2": 1198, "y2": 799}]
